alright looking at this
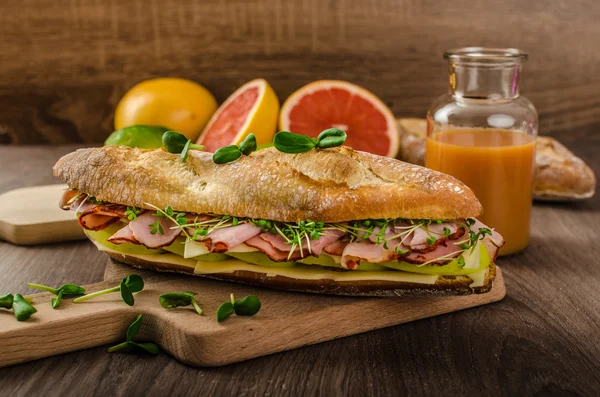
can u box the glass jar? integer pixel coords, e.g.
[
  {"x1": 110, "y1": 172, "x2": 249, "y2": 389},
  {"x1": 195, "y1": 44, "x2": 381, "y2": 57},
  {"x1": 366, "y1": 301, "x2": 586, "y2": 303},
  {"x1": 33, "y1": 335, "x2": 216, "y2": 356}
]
[{"x1": 425, "y1": 48, "x2": 538, "y2": 256}]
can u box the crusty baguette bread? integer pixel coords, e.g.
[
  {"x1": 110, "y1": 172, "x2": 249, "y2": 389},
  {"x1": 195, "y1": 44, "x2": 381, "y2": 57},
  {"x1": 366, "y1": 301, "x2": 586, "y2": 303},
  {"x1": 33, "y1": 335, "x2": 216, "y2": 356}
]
[
  {"x1": 104, "y1": 252, "x2": 496, "y2": 296},
  {"x1": 534, "y1": 137, "x2": 596, "y2": 200},
  {"x1": 396, "y1": 118, "x2": 597, "y2": 201},
  {"x1": 53, "y1": 145, "x2": 482, "y2": 222}
]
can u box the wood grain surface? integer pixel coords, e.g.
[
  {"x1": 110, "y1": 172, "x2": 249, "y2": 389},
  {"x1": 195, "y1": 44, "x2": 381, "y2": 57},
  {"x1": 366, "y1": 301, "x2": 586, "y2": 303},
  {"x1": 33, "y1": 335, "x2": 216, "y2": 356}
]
[
  {"x1": 0, "y1": 140, "x2": 599, "y2": 396},
  {"x1": 0, "y1": 184, "x2": 85, "y2": 245},
  {"x1": 0, "y1": 260, "x2": 505, "y2": 368},
  {"x1": 1, "y1": 0, "x2": 600, "y2": 144}
]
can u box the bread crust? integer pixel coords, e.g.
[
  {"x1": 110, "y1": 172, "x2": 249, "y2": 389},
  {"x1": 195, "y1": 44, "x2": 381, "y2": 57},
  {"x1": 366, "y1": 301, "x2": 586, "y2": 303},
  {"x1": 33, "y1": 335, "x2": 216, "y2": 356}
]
[
  {"x1": 396, "y1": 118, "x2": 596, "y2": 201},
  {"x1": 104, "y1": 252, "x2": 496, "y2": 296},
  {"x1": 53, "y1": 145, "x2": 482, "y2": 222},
  {"x1": 533, "y1": 137, "x2": 596, "y2": 200}
]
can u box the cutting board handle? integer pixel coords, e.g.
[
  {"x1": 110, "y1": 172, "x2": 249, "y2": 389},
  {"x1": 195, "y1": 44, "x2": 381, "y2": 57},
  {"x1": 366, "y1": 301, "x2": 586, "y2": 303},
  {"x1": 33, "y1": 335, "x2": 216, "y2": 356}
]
[{"x1": 0, "y1": 280, "x2": 143, "y2": 367}]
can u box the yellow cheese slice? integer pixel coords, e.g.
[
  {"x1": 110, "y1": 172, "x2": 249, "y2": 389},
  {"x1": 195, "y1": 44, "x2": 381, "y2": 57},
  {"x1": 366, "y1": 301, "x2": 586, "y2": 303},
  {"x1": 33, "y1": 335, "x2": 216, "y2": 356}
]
[
  {"x1": 193, "y1": 260, "x2": 439, "y2": 284},
  {"x1": 91, "y1": 239, "x2": 439, "y2": 284}
]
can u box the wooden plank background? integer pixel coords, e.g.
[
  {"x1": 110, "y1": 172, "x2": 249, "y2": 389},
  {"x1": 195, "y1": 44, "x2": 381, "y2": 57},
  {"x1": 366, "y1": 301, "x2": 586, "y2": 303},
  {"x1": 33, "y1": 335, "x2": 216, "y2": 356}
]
[{"x1": 1, "y1": 0, "x2": 599, "y2": 144}]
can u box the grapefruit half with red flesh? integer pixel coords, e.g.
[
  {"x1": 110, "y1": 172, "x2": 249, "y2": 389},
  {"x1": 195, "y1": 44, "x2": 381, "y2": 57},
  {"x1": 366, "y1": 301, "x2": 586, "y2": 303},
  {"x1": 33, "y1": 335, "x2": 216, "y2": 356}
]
[
  {"x1": 279, "y1": 80, "x2": 399, "y2": 157},
  {"x1": 196, "y1": 79, "x2": 279, "y2": 152}
]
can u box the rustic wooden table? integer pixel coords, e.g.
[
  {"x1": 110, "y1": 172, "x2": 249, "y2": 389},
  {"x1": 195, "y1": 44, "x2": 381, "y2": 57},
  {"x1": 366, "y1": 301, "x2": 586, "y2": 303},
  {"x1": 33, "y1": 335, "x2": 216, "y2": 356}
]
[{"x1": 0, "y1": 135, "x2": 599, "y2": 396}]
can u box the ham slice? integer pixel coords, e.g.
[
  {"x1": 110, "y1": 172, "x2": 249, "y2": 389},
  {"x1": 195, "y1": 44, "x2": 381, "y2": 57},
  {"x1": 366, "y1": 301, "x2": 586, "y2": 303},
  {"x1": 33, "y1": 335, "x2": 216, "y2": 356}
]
[
  {"x1": 405, "y1": 219, "x2": 503, "y2": 264},
  {"x1": 79, "y1": 214, "x2": 119, "y2": 231},
  {"x1": 107, "y1": 225, "x2": 139, "y2": 245},
  {"x1": 324, "y1": 240, "x2": 348, "y2": 256},
  {"x1": 128, "y1": 212, "x2": 181, "y2": 249},
  {"x1": 78, "y1": 204, "x2": 128, "y2": 231},
  {"x1": 471, "y1": 219, "x2": 504, "y2": 261},
  {"x1": 245, "y1": 235, "x2": 304, "y2": 262},
  {"x1": 201, "y1": 223, "x2": 262, "y2": 253},
  {"x1": 259, "y1": 229, "x2": 345, "y2": 256},
  {"x1": 340, "y1": 239, "x2": 402, "y2": 269},
  {"x1": 409, "y1": 222, "x2": 460, "y2": 248},
  {"x1": 365, "y1": 225, "x2": 398, "y2": 243},
  {"x1": 59, "y1": 189, "x2": 80, "y2": 210},
  {"x1": 309, "y1": 230, "x2": 345, "y2": 255},
  {"x1": 404, "y1": 241, "x2": 463, "y2": 264}
]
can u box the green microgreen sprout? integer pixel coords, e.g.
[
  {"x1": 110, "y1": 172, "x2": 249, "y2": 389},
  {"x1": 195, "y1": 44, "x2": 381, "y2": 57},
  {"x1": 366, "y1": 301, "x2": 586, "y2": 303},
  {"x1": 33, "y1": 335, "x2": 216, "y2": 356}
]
[
  {"x1": 273, "y1": 128, "x2": 347, "y2": 154},
  {"x1": 146, "y1": 204, "x2": 191, "y2": 236},
  {"x1": 426, "y1": 235, "x2": 437, "y2": 246},
  {"x1": 107, "y1": 314, "x2": 160, "y2": 355},
  {"x1": 73, "y1": 275, "x2": 144, "y2": 306},
  {"x1": 162, "y1": 130, "x2": 204, "y2": 163},
  {"x1": 0, "y1": 293, "x2": 14, "y2": 309},
  {"x1": 252, "y1": 219, "x2": 327, "y2": 260},
  {"x1": 1, "y1": 293, "x2": 36, "y2": 321},
  {"x1": 212, "y1": 133, "x2": 257, "y2": 164},
  {"x1": 27, "y1": 283, "x2": 86, "y2": 309},
  {"x1": 11, "y1": 294, "x2": 37, "y2": 321},
  {"x1": 395, "y1": 247, "x2": 409, "y2": 255},
  {"x1": 217, "y1": 293, "x2": 261, "y2": 322},
  {"x1": 233, "y1": 295, "x2": 262, "y2": 316},
  {"x1": 159, "y1": 292, "x2": 203, "y2": 315},
  {"x1": 124, "y1": 206, "x2": 142, "y2": 221}
]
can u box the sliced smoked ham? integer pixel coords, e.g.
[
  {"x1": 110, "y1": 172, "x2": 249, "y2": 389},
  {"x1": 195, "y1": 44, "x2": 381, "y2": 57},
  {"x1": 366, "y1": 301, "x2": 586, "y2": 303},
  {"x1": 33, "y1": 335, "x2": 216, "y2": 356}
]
[
  {"x1": 340, "y1": 239, "x2": 403, "y2": 269},
  {"x1": 127, "y1": 212, "x2": 181, "y2": 249},
  {"x1": 403, "y1": 241, "x2": 463, "y2": 265},
  {"x1": 79, "y1": 214, "x2": 119, "y2": 231},
  {"x1": 323, "y1": 240, "x2": 348, "y2": 256},
  {"x1": 258, "y1": 229, "x2": 345, "y2": 256},
  {"x1": 107, "y1": 225, "x2": 139, "y2": 245},
  {"x1": 245, "y1": 235, "x2": 304, "y2": 262},
  {"x1": 471, "y1": 219, "x2": 504, "y2": 261},
  {"x1": 78, "y1": 204, "x2": 128, "y2": 231},
  {"x1": 59, "y1": 189, "x2": 80, "y2": 210},
  {"x1": 200, "y1": 223, "x2": 262, "y2": 253}
]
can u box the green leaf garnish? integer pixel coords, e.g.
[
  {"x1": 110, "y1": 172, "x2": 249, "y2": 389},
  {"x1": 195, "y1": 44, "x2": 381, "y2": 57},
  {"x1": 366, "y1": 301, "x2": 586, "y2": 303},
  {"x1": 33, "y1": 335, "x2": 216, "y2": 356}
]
[
  {"x1": 108, "y1": 314, "x2": 160, "y2": 355},
  {"x1": 161, "y1": 131, "x2": 204, "y2": 163},
  {"x1": 273, "y1": 128, "x2": 347, "y2": 154},
  {"x1": 159, "y1": 292, "x2": 203, "y2": 315},
  {"x1": 149, "y1": 220, "x2": 164, "y2": 235},
  {"x1": 27, "y1": 283, "x2": 86, "y2": 309},
  {"x1": 316, "y1": 128, "x2": 348, "y2": 148},
  {"x1": 0, "y1": 293, "x2": 14, "y2": 309},
  {"x1": 233, "y1": 295, "x2": 261, "y2": 316},
  {"x1": 217, "y1": 293, "x2": 261, "y2": 322},
  {"x1": 239, "y1": 134, "x2": 258, "y2": 156},
  {"x1": 12, "y1": 294, "x2": 37, "y2": 321},
  {"x1": 124, "y1": 206, "x2": 142, "y2": 221},
  {"x1": 212, "y1": 134, "x2": 257, "y2": 164},
  {"x1": 216, "y1": 301, "x2": 235, "y2": 322},
  {"x1": 273, "y1": 131, "x2": 318, "y2": 153},
  {"x1": 213, "y1": 145, "x2": 242, "y2": 164},
  {"x1": 426, "y1": 236, "x2": 437, "y2": 245},
  {"x1": 73, "y1": 275, "x2": 144, "y2": 306}
]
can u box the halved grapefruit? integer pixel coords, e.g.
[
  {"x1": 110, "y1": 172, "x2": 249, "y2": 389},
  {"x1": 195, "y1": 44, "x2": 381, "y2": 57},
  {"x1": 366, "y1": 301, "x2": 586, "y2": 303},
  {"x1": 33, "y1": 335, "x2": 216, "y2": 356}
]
[
  {"x1": 196, "y1": 79, "x2": 279, "y2": 152},
  {"x1": 279, "y1": 80, "x2": 399, "y2": 157}
]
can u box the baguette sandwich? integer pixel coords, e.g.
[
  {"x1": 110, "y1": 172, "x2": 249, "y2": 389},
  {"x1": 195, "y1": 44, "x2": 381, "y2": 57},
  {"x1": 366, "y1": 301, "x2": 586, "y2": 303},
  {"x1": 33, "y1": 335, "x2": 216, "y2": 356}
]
[{"x1": 54, "y1": 144, "x2": 504, "y2": 296}]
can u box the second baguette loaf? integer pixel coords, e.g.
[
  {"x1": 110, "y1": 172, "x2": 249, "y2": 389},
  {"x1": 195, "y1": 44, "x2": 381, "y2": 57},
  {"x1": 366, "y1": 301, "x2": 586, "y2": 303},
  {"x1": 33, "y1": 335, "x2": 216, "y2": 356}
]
[{"x1": 396, "y1": 118, "x2": 596, "y2": 201}]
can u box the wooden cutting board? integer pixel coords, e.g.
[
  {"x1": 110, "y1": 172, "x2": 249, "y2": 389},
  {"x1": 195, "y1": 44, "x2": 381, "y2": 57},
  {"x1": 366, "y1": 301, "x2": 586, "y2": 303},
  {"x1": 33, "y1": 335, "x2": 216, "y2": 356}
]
[
  {"x1": 0, "y1": 259, "x2": 506, "y2": 368},
  {"x1": 0, "y1": 184, "x2": 84, "y2": 245}
]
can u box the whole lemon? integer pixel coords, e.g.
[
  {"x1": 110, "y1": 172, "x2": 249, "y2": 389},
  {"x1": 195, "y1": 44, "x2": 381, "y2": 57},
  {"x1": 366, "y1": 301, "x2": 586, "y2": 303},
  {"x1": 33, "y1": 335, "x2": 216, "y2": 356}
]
[{"x1": 114, "y1": 78, "x2": 218, "y2": 141}]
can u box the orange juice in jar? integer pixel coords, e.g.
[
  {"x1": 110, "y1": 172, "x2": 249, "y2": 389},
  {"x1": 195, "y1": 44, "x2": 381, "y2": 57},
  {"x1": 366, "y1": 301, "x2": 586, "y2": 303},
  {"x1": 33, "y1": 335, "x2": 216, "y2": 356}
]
[{"x1": 425, "y1": 48, "x2": 538, "y2": 256}]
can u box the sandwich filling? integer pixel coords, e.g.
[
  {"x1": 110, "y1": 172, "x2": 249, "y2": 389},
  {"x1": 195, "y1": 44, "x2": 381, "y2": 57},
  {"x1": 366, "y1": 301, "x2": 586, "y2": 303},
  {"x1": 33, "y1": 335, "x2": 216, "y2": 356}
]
[{"x1": 61, "y1": 190, "x2": 504, "y2": 283}]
